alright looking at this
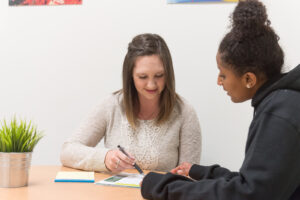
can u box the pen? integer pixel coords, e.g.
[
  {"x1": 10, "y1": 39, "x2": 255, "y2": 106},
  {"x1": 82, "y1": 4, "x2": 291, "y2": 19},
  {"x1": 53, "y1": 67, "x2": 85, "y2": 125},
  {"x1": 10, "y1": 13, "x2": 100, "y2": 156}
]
[{"x1": 117, "y1": 145, "x2": 144, "y2": 175}]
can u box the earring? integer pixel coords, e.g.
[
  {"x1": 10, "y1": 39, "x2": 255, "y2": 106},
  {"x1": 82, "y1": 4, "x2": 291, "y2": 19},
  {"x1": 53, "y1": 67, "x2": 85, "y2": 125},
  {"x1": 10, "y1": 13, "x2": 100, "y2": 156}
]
[{"x1": 246, "y1": 84, "x2": 251, "y2": 89}]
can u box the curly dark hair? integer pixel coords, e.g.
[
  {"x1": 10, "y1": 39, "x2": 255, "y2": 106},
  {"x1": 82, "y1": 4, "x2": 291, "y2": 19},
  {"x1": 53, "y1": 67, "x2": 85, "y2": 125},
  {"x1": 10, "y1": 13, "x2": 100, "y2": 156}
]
[{"x1": 218, "y1": 0, "x2": 284, "y2": 80}]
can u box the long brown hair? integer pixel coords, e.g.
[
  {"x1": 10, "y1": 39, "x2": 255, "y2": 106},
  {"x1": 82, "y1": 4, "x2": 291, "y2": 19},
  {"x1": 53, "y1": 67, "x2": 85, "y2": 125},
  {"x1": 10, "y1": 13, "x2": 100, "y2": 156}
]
[{"x1": 121, "y1": 33, "x2": 181, "y2": 128}]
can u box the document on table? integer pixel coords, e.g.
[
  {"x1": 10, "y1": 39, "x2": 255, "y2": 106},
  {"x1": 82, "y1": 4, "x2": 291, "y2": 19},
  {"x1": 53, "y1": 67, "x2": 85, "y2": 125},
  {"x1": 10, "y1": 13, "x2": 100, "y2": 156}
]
[
  {"x1": 54, "y1": 171, "x2": 95, "y2": 183},
  {"x1": 95, "y1": 172, "x2": 144, "y2": 188}
]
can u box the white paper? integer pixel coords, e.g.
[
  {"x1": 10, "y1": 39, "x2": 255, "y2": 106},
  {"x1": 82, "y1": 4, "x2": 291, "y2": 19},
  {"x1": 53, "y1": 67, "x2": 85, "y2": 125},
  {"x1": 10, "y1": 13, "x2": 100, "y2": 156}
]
[{"x1": 95, "y1": 172, "x2": 144, "y2": 188}]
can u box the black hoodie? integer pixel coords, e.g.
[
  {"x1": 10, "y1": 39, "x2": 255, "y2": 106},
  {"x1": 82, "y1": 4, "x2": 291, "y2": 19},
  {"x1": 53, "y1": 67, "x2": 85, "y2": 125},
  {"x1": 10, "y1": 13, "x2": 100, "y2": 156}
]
[{"x1": 141, "y1": 65, "x2": 300, "y2": 200}]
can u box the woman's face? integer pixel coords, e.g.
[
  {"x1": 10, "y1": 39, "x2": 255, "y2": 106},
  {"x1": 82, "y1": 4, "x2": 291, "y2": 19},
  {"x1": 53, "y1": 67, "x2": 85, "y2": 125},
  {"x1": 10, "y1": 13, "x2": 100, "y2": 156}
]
[
  {"x1": 216, "y1": 52, "x2": 254, "y2": 103},
  {"x1": 133, "y1": 54, "x2": 166, "y2": 102}
]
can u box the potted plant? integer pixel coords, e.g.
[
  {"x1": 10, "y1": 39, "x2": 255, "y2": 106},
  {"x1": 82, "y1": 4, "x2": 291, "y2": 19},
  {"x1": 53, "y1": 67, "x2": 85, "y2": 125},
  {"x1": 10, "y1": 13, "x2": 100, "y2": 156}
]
[{"x1": 0, "y1": 117, "x2": 44, "y2": 188}]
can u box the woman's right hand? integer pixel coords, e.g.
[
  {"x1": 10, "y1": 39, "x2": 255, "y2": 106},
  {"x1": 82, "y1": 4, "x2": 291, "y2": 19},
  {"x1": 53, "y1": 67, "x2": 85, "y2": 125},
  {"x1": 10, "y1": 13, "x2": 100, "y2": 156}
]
[
  {"x1": 170, "y1": 162, "x2": 192, "y2": 176},
  {"x1": 104, "y1": 149, "x2": 136, "y2": 173}
]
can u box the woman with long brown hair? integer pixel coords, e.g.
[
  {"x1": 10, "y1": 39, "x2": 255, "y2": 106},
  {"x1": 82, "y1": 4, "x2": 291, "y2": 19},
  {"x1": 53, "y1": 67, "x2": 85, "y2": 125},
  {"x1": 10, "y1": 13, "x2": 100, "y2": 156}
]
[{"x1": 60, "y1": 33, "x2": 202, "y2": 173}]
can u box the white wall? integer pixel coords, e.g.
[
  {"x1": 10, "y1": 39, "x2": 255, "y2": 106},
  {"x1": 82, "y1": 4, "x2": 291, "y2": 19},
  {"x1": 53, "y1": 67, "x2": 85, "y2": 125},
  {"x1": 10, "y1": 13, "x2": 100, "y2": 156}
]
[{"x1": 0, "y1": 0, "x2": 299, "y2": 171}]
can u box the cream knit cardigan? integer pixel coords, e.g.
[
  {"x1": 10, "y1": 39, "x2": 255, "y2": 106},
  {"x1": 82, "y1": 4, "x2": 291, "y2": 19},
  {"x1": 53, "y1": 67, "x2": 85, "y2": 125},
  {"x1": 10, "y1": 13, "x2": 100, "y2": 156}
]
[{"x1": 60, "y1": 93, "x2": 201, "y2": 172}]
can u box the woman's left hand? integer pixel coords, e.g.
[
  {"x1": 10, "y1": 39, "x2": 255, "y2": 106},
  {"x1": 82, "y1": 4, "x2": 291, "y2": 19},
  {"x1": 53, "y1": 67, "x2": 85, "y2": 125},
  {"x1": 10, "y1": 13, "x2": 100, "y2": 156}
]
[{"x1": 170, "y1": 162, "x2": 192, "y2": 176}]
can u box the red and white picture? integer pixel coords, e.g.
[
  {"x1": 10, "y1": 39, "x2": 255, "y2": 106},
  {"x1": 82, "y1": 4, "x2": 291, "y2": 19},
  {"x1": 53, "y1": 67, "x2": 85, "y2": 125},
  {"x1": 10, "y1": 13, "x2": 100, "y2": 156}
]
[{"x1": 9, "y1": 0, "x2": 82, "y2": 6}]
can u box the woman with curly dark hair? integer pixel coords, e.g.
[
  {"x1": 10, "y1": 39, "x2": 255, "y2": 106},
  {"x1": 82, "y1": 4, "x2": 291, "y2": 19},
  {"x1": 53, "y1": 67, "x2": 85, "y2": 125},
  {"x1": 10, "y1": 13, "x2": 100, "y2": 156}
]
[{"x1": 140, "y1": 0, "x2": 300, "y2": 199}]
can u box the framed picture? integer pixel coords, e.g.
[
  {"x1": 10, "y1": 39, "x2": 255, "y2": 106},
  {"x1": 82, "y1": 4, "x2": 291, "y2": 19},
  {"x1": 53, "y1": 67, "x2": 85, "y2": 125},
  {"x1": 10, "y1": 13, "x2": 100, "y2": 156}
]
[
  {"x1": 9, "y1": 0, "x2": 82, "y2": 6},
  {"x1": 168, "y1": 0, "x2": 238, "y2": 3}
]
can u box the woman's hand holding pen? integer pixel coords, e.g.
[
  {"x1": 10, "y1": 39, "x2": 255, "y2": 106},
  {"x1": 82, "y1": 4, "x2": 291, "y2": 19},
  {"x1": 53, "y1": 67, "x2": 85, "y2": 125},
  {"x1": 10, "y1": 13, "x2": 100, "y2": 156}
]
[
  {"x1": 104, "y1": 149, "x2": 136, "y2": 173},
  {"x1": 170, "y1": 162, "x2": 192, "y2": 176}
]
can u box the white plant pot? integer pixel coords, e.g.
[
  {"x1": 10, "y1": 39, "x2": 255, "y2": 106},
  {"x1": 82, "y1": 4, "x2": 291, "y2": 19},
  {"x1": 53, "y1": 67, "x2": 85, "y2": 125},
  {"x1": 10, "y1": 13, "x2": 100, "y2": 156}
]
[{"x1": 0, "y1": 152, "x2": 32, "y2": 188}]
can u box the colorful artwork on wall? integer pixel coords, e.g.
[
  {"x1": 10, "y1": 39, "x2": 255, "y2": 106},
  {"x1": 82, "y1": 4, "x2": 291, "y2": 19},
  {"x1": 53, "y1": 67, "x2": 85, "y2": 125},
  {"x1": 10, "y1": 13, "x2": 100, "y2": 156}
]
[
  {"x1": 9, "y1": 0, "x2": 82, "y2": 6},
  {"x1": 168, "y1": 0, "x2": 238, "y2": 3}
]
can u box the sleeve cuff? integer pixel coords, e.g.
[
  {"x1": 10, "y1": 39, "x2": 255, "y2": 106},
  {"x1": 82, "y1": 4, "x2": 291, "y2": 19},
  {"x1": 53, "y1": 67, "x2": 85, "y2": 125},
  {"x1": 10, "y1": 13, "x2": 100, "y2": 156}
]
[
  {"x1": 189, "y1": 164, "x2": 223, "y2": 180},
  {"x1": 141, "y1": 172, "x2": 165, "y2": 199},
  {"x1": 88, "y1": 147, "x2": 111, "y2": 172},
  {"x1": 189, "y1": 164, "x2": 206, "y2": 180}
]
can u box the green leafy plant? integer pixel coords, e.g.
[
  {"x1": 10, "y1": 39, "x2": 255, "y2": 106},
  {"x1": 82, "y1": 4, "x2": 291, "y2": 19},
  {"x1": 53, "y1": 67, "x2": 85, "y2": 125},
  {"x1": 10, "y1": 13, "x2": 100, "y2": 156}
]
[{"x1": 0, "y1": 117, "x2": 44, "y2": 152}]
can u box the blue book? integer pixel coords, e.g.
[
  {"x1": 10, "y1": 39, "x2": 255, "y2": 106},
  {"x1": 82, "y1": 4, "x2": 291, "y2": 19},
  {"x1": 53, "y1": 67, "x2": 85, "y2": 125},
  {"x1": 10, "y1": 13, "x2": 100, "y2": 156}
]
[{"x1": 54, "y1": 171, "x2": 95, "y2": 183}]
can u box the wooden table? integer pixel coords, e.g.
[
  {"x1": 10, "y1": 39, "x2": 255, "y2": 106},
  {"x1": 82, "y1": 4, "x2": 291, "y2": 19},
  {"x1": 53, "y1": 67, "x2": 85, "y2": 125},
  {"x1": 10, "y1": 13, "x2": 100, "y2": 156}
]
[{"x1": 0, "y1": 166, "x2": 145, "y2": 200}]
